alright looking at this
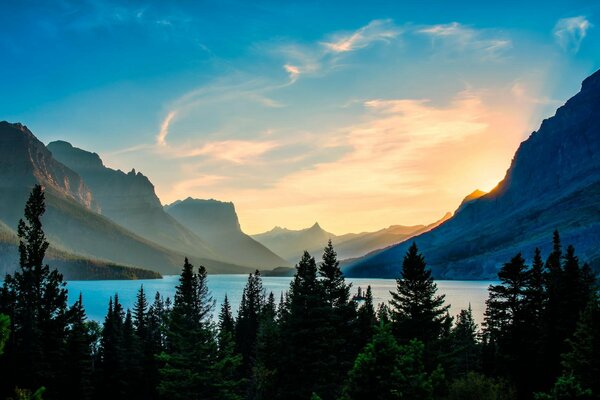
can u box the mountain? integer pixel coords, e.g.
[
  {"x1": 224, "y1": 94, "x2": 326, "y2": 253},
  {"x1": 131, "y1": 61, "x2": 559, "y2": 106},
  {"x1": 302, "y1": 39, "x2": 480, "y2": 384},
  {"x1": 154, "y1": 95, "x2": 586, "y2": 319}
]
[
  {"x1": 252, "y1": 222, "x2": 335, "y2": 263},
  {"x1": 0, "y1": 220, "x2": 160, "y2": 280},
  {"x1": 253, "y1": 214, "x2": 451, "y2": 264},
  {"x1": 332, "y1": 212, "x2": 452, "y2": 260},
  {"x1": 0, "y1": 122, "x2": 250, "y2": 276},
  {"x1": 164, "y1": 198, "x2": 289, "y2": 269},
  {"x1": 345, "y1": 69, "x2": 600, "y2": 279},
  {"x1": 47, "y1": 141, "x2": 218, "y2": 259}
]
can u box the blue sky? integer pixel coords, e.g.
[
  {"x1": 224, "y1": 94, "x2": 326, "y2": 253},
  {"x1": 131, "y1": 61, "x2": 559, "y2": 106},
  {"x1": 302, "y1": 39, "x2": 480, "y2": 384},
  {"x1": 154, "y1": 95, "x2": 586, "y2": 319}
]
[{"x1": 1, "y1": 0, "x2": 599, "y2": 233}]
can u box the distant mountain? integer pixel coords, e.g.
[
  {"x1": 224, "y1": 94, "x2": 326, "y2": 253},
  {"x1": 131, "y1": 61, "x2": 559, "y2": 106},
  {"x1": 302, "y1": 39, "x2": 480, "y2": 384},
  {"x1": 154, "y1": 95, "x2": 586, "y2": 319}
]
[
  {"x1": 253, "y1": 214, "x2": 451, "y2": 264},
  {"x1": 0, "y1": 122, "x2": 251, "y2": 276},
  {"x1": 333, "y1": 212, "x2": 452, "y2": 260},
  {"x1": 164, "y1": 198, "x2": 289, "y2": 269},
  {"x1": 47, "y1": 141, "x2": 218, "y2": 260},
  {"x1": 346, "y1": 69, "x2": 600, "y2": 279},
  {"x1": 252, "y1": 223, "x2": 335, "y2": 263}
]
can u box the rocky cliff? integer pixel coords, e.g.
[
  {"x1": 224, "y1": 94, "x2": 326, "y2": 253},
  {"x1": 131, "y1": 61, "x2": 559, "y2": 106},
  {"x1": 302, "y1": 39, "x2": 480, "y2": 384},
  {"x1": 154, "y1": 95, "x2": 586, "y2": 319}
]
[{"x1": 165, "y1": 198, "x2": 289, "y2": 268}]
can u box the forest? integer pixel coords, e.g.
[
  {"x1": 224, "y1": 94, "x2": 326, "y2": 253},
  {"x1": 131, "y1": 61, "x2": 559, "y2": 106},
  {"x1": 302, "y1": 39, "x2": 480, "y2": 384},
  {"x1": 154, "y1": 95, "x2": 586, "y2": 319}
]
[{"x1": 0, "y1": 186, "x2": 597, "y2": 400}]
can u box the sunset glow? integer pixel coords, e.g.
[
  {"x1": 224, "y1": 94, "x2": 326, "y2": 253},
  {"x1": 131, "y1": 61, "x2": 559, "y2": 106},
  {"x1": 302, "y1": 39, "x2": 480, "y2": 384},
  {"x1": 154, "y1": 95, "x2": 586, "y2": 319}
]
[{"x1": 2, "y1": 1, "x2": 597, "y2": 234}]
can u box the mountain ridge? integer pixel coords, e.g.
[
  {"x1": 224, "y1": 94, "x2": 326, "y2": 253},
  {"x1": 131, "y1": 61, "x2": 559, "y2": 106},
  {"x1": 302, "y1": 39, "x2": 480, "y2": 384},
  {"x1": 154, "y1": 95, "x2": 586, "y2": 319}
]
[{"x1": 345, "y1": 69, "x2": 600, "y2": 279}]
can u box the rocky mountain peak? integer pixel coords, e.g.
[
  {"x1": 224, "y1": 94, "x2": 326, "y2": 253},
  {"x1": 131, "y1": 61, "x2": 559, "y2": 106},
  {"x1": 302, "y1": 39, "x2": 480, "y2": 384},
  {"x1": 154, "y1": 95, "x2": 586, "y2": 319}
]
[{"x1": 0, "y1": 122, "x2": 96, "y2": 211}]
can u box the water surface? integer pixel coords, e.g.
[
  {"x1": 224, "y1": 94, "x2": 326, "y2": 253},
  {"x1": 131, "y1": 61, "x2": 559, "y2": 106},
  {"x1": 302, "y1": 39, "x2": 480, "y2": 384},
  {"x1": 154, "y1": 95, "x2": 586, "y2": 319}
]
[{"x1": 65, "y1": 275, "x2": 495, "y2": 326}]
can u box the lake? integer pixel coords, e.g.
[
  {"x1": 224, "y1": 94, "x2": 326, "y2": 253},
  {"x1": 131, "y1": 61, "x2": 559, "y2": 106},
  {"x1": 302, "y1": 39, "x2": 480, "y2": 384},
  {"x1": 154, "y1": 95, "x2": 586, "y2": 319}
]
[{"x1": 65, "y1": 275, "x2": 495, "y2": 327}]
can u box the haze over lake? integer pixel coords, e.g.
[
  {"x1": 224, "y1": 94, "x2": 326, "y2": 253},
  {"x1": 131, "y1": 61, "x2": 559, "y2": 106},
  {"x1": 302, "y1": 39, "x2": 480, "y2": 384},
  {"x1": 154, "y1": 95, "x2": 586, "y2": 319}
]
[{"x1": 65, "y1": 275, "x2": 495, "y2": 325}]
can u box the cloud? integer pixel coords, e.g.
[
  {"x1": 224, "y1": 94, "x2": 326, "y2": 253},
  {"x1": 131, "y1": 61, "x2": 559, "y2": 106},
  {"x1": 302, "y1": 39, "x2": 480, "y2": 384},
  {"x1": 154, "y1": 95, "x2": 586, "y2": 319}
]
[
  {"x1": 418, "y1": 22, "x2": 511, "y2": 59},
  {"x1": 156, "y1": 111, "x2": 176, "y2": 146},
  {"x1": 183, "y1": 140, "x2": 280, "y2": 163},
  {"x1": 321, "y1": 19, "x2": 400, "y2": 53},
  {"x1": 283, "y1": 64, "x2": 301, "y2": 82},
  {"x1": 553, "y1": 16, "x2": 592, "y2": 53}
]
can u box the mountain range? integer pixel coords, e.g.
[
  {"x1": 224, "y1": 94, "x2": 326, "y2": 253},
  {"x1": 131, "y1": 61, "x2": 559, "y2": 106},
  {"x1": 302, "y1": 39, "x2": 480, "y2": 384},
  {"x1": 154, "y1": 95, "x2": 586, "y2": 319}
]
[
  {"x1": 252, "y1": 213, "x2": 451, "y2": 264},
  {"x1": 345, "y1": 69, "x2": 600, "y2": 279}
]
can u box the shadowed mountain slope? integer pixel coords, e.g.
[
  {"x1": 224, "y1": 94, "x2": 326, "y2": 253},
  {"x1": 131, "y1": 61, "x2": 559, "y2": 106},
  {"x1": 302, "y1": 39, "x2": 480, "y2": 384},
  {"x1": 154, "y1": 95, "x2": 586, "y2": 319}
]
[
  {"x1": 345, "y1": 69, "x2": 600, "y2": 279},
  {"x1": 165, "y1": 198, "x2": 289, "y2": 269}
]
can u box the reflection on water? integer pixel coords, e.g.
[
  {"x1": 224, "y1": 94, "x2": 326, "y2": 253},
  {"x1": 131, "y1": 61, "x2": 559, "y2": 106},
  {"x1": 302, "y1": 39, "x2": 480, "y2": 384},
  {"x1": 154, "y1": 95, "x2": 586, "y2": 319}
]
[{"x1": 65, "y1": 275, "x2": 495, "y2": 327}]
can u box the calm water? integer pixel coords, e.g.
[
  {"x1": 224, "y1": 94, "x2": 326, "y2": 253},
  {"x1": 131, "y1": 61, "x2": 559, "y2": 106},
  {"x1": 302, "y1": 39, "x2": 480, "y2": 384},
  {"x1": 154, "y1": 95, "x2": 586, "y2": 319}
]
[{"x1": 64, "y1": 275, "x2": 495, "y2": 327}]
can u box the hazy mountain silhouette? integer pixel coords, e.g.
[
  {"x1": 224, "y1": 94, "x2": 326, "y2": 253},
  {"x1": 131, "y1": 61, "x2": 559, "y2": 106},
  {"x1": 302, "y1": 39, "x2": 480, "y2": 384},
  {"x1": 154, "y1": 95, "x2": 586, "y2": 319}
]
[
  {"x1": 253, "y1": 213, "x2": 450, "y2": 264},
  {"x1": 346, "y1": 69, "x2": 600, "y2": 279},
  {"x1": 0, "y1": 122, "x2": 251, "y2": 276},
  {"x1": 164, "y1": 198, "x2": 289, "y2": 269},
  {"x1": 47, "y1": 141, "x2": 218, "y2": 260},
  {"x1": 252, "y1": 222, "x2": 336, "y2": 263}
]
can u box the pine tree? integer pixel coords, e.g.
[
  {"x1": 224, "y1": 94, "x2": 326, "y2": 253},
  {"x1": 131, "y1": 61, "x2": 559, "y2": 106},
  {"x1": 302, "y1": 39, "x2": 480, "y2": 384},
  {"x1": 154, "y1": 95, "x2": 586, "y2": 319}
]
[
  {"x1": 253, "y1": 292, "x2": 280, "y2": 400},
  {"x1": 159, "y1": 258, "x2": 241, "y2": 399},
  {"x1": 561, "y1": 297, "x2": 599, "y2": 396},
  {"x1": 123, "y1": 309, "x2": 143, "y2": 399},
  {"x1": 355, "y1": 285, "x2": 376, "y2": 349},
  {"x1": 218, "y1": 294, "x2": 235, "y2": 349},
  {"x1": 235, "y1": 270, "x2": 265, "y2": 375},
  {"x1": 341, "y1": 324, "x2": 433, "y2": 400},
  {"x1": 0, "y1": 313, "x2": 9, "y2": 355},
  {"x1": 98, "y1": 295, "x2": 126, "y2": 399},
  {"x1": 145, "y1": 292, "x2": 169, "y2": 399},
  {"x1": 277, "y1": 251, "x2": 331, "y2": 400},
  {"x1": 319, "y1": 240, "x2": 350, "y2": 308},
  {"x1": 64, "y1": 294, "x2": 94, "y2": 400},
  {"x1": 449, "y1": 305, "x2": 479, "y2": 376},
  {"x1": 389, "y1": 243, "x2": 450, "y2": 346},
  {"x1": 0, "y1": 185, "x2": 70, "y2": 399}
]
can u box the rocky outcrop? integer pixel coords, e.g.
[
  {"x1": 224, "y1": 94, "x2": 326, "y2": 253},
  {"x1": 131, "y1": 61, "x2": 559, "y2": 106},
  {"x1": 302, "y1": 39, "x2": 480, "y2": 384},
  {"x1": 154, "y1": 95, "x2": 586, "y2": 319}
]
[
  {"x1": 165, "y1": 198, "x2": 289, "y2": 268},
  {"x1": 346, "y1": 69, "x2": 600, "y2": 279},
  {"x1": 0, "y1": 122, "x2": 96, "y2": 223},
  {"x1": 47, "y1": 141, "x2": 218, "y2": 260}
]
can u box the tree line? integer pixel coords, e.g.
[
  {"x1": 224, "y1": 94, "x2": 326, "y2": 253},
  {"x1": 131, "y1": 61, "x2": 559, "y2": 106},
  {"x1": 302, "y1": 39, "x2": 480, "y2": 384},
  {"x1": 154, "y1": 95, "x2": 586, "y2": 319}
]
[{"x1": 0, "y1": 185, "x2": 598, "y2": 400}]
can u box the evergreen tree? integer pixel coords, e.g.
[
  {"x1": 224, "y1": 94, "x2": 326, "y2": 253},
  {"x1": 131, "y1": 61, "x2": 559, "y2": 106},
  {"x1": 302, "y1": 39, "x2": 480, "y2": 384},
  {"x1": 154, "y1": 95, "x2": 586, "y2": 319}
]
[
  {"x1": 235, "y1": 270, "x2": 265, "y2": 375},
  {"x1": 319, "y1": 240, "x2": 351, "y2": 308},
  {"x1": 64, "y1": 294, "x2": 93, "y2": 400},
  {"x1": 145, "y1": 292, "x2": 170, "y2": 399},
  {"x1": 389, "y1": 242, "x2": 450, "y2": 347},
  {"x1": 0, "y1": 313, "x2": 9, "y2": 355},
  {"x1": 123, "y1": 309, "x2": 143, "y2": 399},
  {"x1": 0, "y1": 185, "x2": 70, "y2": 399},
  {"x1": 341, "y1": 324, "x2": 433, "y2": 400},
  {"x1": 277, "y1": 251, "x2": 331, "y2": 400},
  {"x1": 218, "y1": 294, "x2": 235, "y2": 349},
  {"x1": 355, "y1": 285, "x2": 377, "y2": 349},
  {"x1": 449, "y1": 305, "x2": 479, "y2": 376},
  {"x1": 561, "y1": 297, "x2": 599, "y2": 396},
  {"x1": 97, "y1": 295, "x2": 126, "y2": 399},
  {"x1": 483, "y1": 253, "x2": 530, "y2": 393},
  {"x1": 159, "y1": 258, "x2": 241, "y2": 399},
  {"x1": 253, "y1": 292, "x2": 281, "y2": 400}
]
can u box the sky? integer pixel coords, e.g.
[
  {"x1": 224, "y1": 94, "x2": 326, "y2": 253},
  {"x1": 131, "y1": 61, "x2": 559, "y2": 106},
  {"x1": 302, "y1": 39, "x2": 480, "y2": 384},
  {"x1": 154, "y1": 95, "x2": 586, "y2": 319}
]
[{"x1": 1, "y1": 0, "x2": 599, "y2": 234}]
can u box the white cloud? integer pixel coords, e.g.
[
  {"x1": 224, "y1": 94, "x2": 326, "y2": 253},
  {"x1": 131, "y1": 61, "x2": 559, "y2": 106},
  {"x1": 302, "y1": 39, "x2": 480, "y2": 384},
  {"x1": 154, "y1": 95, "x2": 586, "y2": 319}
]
[
  {"x1": 553, "y1": 16, "x2": 592, "y2": 53},
  {"x1": 418, "y1": 22, "x2": 512, "y2": 59},
  {"x1": 183, "y1": 140, "x2": 280, "y2": 163},
  {"x1": 321, "y1": 19, "x2": 400, "y2": 53},
  {"x1": 156, "y1": 111, "x2": 176, "y2": 146}
]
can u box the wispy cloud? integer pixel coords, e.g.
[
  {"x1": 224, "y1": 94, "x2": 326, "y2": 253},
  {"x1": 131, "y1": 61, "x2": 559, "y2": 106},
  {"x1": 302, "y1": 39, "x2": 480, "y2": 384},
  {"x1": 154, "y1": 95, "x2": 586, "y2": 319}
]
[
  {"x1": 418, "y1": 22, "x2": 511, "y2": 59},
  {"x1": 321, "y1": 19, "x2": 400, "y2": 53},
  {"x1": 553, "y1": 16, "x2": 592, "y2": 53},
  {"x1": 183, "y1": 140, "x2": 280, "y2": 163},
  {"x1": 156, "y1": 111, "x2": 176, "y2": 146}
]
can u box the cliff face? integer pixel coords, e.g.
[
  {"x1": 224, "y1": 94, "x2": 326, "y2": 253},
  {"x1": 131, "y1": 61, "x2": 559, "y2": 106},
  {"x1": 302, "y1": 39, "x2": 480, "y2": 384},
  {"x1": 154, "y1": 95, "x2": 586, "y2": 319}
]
[
  {"x1": 165, "y1": 198, "x2": 289, "y2": 269},
  {"x1": 47, "y1": 141, "x2": 218, "y2": 260},
  {"x1": 0, "y1": 122, "x2": 96, "y2": 223},
  {"x1": 346, "y1": 69, "x2": 600, "y2": 279}
]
